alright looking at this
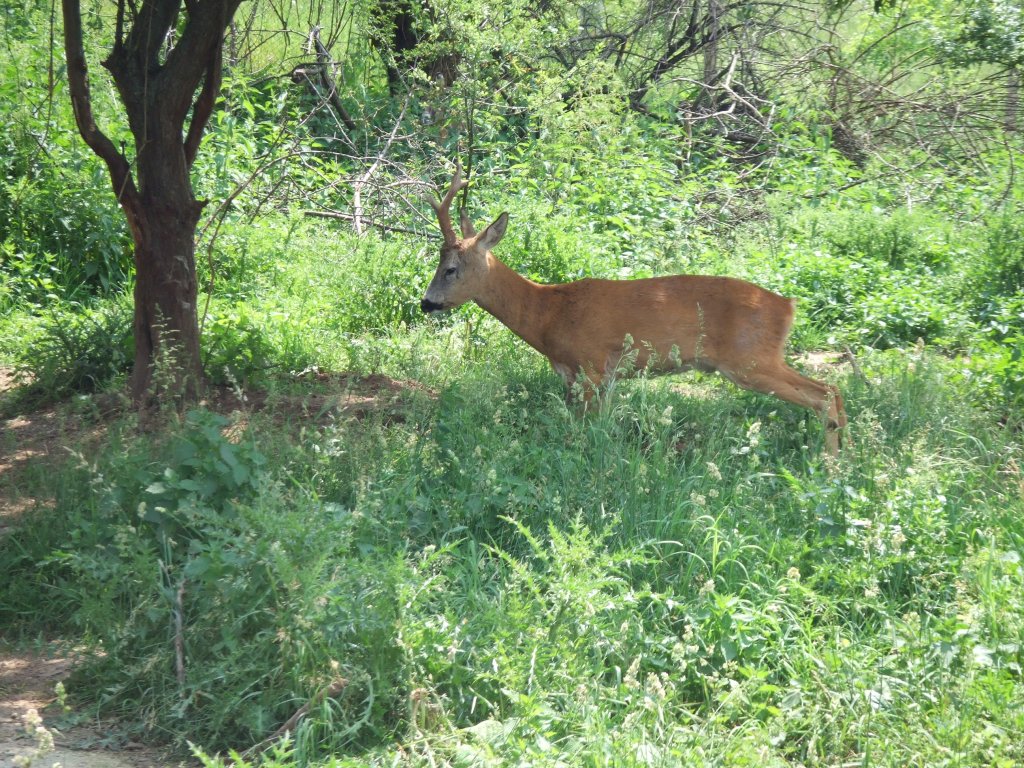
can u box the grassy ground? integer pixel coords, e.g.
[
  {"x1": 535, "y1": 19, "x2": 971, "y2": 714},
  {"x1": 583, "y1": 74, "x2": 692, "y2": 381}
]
[{"x1": 1, "y1": 192, "x2": 1023, "y2": 766}]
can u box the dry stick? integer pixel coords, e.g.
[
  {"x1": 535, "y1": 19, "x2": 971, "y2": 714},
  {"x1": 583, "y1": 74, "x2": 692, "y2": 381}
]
[
  {"x1": 159, "y1": 560, "x2": 187, "y2": 693},
  {"x1": 272, "y1": 678, "x2": 349, "y2": 738},
  {"x1": 309, "y1": 27, "x2": 357, "y2": 132},
  {"x1": 303, "y1": 209, "x2": 421, "y2": 236},
  {"x1": 174, "y1": 578, "x2": 186, "y2": 690},
  {"x1": 352, "y1": 101, "x2": 407, "y2": 235},
  {"x1": 843, "y1": 345, "x2": 869, "y2": 386},
  {"x1": 245, "y1": 678, "x2": 349, "y2": 756}
]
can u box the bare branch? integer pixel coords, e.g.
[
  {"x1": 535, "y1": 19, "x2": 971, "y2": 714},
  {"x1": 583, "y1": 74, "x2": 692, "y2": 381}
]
[
  {"x1": 62, "y1": 0, "x2": 138, "y2": 209},
  {"x1": 184, "y1": 33, "x2": 223, "y2": 168},
  {"x1": 303, "y1": 210, "x2": 423, "y2": 236},
  {"x1": 353, "y1": 101, "x2": 407, "y2": 235}
]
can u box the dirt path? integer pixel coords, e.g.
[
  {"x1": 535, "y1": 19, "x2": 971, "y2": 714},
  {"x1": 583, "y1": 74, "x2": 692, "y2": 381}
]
[
  {"x1": 0, "y1": 647, "x2": 181, "y2": 768},
  {"x1": 1, "y1": 370, "x2": 179, "y2": 767}
]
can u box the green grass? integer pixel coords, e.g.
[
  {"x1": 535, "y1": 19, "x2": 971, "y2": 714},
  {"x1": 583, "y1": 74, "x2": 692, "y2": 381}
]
[
  {"x1": 2, "y1": 165, "x2": 1024, "y2": 767},
  {"x1": 2, "y1": 4, "x2": 1022, "y2": 762},
  {"x1": 3, "y1": 308, "x2": 1022, "y2": 766}
]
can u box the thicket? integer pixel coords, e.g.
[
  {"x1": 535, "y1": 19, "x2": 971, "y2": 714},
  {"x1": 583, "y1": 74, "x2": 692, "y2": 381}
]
[{"x1": 1, "y1": 0, "x2": 1023, "y2": 766}]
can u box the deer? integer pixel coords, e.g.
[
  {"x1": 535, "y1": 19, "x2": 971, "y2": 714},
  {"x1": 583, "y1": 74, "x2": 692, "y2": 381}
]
[{"x1": 420, "y1": 161, "x2": 848, "y2": 456}]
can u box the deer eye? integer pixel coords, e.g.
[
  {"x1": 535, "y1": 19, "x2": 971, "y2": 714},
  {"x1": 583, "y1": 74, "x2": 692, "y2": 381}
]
[{"x1": 444, "y1": 266, "x2": 458, "y2": 277}]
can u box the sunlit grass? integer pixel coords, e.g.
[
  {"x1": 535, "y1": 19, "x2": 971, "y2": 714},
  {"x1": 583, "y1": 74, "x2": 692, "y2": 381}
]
[{"x1": 2, "y1": 201, "x2": 1023, "y2": 767}]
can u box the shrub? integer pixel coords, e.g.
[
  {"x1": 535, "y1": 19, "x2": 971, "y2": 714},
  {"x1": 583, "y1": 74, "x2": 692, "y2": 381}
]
[
  {"x1": 9, "y1": 297, "x2": 132, "y2": 407},
  {"x1": 202, "y1": 303, "x2": 282, "y2": 385},
  {"x1": 964, "y1": 293, "x2": 1024, "y2": 412},
  {"x1": 969, "y1": 210, "x2": 1024, "y2": 300},
  {"x1": 3, "y1": 410, "x2": 410, "y2": 753},
  {"x1": 817, "y1": 208, "x2": 948, "y2": 270},
  {"x1": 0, "y1": 146, "x2": 132, "y2": 303}
]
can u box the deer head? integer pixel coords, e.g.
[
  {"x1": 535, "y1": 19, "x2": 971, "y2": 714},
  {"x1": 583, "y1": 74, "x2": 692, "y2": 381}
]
[{"x1": 421, "y1": 161, "x2": 508, "y2": 313}]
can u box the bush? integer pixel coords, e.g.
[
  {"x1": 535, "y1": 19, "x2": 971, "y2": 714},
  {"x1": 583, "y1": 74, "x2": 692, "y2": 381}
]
[
  {"x1": 766, "y1": 206, "x2": 969, "y2": 348},
  {"x1": 968, "y1": 211, "x2": 1024, "y2": 300},
  {"x1": 271, "y1": 230, "x2": 430, "y2": 336},
  {"x1": 202, "y1": 303, "x2": 282, "y2": 385},
  {"x1": 964, "y1": 293, "x2": 1024, "y2": 412},
  {"x1": 2, "y1": 410, "x2": 410, "y2": 753},
  {"x1": 816, "y1": 208, "x2": 949, "y2": 270},
  {"x1": 8, "y1": 297, "x2": 133, "y2": 408},
  {"x1": 0, "y1": 143, "x2": 132, "y2": 303}
]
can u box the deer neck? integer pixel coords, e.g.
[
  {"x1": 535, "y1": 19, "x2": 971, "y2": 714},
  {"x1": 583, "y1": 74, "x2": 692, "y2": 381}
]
[{"x1": 474, "y1": 254, "x2": 550, "y2": 354}]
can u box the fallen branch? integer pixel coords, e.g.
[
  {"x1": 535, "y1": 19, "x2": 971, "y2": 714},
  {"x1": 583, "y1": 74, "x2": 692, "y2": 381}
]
[
  {"x1": 273, "y1": 678, "x2": 349, "y2": 740},
  {"x1": 245, "y1": 677, "x2": 349, "y2": 757},
  {"x1": 174, "y1": 578, "x2": 186, "y2": 689},
  {"x1": 843, "y1": 345, "x2": 869, "y2": 385},
  {"x1": 303, "y1": 209, "x2": 421, "y2": 236},
  {"x1": 352, "y1": 100, "x2": 407, "y2": 235}
]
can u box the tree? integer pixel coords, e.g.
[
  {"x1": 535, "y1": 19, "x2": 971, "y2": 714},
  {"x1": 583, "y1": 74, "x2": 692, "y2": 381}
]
[
  {"x1": 62, "y1": 0, "x2": 244, "y2": 402},
  {"x1": 938, "y1": 0, "x2": 1023, "y2": 130}
]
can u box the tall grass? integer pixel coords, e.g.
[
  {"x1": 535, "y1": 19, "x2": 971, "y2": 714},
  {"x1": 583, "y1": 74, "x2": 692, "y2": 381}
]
[
  {"x1": 3, "y1": 318, "x2": 1022, "y2": 765},
  {"x1": 2, "y1": 162, "x2": 1023, "y2": 766}
]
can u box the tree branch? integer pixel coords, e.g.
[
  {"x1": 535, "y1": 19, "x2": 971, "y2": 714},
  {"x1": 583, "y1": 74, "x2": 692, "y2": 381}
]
[
  {"x1": 62, "y1": 0, "x2": 138, "y2": 207},
  {"x1": 184, "y1": 36, "x2": 223, "y2": 168},
  {"x1": 161, "y1": 0, "x2": 243, "y2": 125}
]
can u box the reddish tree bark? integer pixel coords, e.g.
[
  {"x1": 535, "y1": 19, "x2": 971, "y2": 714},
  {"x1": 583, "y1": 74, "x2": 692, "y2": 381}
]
[{"x1": 62, "y1": 0, "x2": 243, "y2": 402}]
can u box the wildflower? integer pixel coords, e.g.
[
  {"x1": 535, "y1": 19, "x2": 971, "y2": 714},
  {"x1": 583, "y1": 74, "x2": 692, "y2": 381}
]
[
  {"x1": 747, "y1": 420, "x2": 762, "y2": 447},
  {"x1": 690, "y1": 491, "x2": 707, "y2": 507},
  {"x1": 34, "y1": 727, "x2": 54, "y2": 753},
  {"x1": 699, "y1": 577, "x2": 716, "y2": 596},
  {"x1": 624, "y1": 657, "x2": 642, "y2": 690},
  {"x1": 645, "y1": 673, "x2": 667, "y2": 701},
  {"x1": 706, "y1": 461, "x2": 722, "y2": 481},
  {"x1": 786, "y1": 567, "x2": 801, "y2": 581}
]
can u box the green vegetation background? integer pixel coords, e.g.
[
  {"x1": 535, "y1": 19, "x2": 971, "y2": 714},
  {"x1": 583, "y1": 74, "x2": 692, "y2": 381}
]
[{"x1": 1, "y1": 1, "x2": 1022, "y2": 766}]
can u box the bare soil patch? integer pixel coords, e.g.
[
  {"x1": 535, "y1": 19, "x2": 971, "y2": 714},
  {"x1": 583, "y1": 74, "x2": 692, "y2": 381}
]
[
  {"x1": 0, "y1": 370, "x2": 430, "y2": 526},
  {"x1": 0, "y1": 646, "x2": 182, "y2": 768}
]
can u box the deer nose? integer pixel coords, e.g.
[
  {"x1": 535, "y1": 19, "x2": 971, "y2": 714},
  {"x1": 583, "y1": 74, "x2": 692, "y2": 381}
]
[{"x1": 421, "y1": 298, "x2": 444, "y2": 313}]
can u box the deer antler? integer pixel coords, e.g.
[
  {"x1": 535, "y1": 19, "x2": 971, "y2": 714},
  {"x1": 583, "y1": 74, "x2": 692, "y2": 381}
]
[{"x1": 429, "y1": 159, "x2": 468, "y2": 245}]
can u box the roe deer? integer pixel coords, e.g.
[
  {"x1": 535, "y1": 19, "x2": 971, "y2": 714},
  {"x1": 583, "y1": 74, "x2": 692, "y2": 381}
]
[{"x1": 420, "y1": 161, "x2": 848, "y2": 455}]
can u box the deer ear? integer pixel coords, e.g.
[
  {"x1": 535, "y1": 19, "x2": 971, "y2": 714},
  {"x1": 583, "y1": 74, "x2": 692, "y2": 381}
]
[{"x1": 478, "y1": 212, "x2": 508, "y2": 251}]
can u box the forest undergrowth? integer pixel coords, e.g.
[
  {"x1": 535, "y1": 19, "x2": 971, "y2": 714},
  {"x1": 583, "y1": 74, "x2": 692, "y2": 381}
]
[{"x1": 2, "y1": 1, "x2": 1023, "y2": 765}]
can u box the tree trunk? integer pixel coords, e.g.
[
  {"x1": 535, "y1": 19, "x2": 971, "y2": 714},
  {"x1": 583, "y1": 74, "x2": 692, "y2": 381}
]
[
  {"x1": 128, "y1": 194, "x2": 205, "y2": 402},
  {"x1": 63, "y1": 0, "x2": 243, "y2": 406},
  {"x1": 121, "y1": 100, "x2": 209, "y2": 402},
  {"x1": 700, "y1": 0, "x2": 721, "y2": 108},
  {"x1": 371, "y1": 0, "x2": 419, "y2": 96},
  {"x1": 121, "y1": 75, "x2": 211, "y2": 399}
]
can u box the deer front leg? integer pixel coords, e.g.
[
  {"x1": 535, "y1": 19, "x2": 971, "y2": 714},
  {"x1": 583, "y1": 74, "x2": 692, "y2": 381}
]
[{"x1": 552, "y1": 361, "x2": 602, "y2": 413}]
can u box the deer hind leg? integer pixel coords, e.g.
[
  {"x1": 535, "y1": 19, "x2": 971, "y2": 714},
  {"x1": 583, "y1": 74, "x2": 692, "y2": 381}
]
[{"x1": 720, "y1": 363, "x2": 847, "y2": 456}]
